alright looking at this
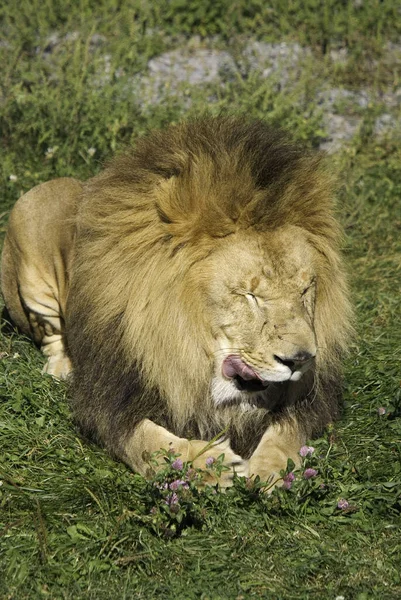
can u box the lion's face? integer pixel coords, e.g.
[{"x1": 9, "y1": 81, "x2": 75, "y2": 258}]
[{"x1": 197, "y1": 226, "x2": 318, "y2": 405}]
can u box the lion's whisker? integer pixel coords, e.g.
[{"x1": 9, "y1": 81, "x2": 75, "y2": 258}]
[{"x1": 212, "y1": 348, "x2": 242, "y2": 356}]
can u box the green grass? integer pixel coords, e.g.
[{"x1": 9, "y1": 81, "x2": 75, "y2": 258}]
[{"x1": 1, "y1": 1, "x2": 401, "y2": 598}]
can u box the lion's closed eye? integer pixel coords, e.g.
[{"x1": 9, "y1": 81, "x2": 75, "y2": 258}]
[
  {"x1": 301, "y1": 277, "x2": 316, "y2": 296},
  {"x1": 245, "y1": 292, "x2": 260, "y2": 308}
]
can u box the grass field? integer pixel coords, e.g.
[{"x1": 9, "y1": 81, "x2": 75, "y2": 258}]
[{"x1": 1, "y1": 1, "x2": 401, "y2": 598}]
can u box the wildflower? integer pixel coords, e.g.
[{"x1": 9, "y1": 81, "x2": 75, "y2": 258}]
[
  {"x1": 169, "y1": 479, "x2": 189, "y2": 491},
  {"x1": 150, "y1": 506, "x2": 157, "y2": 515},
  {"x1": 9, "y1": 174, "x2": 18, "y2": 182},
  {"x1": 337, "y1": 498, "x2": 349, "y2": 510},
  {"x1": 245, "y1": 477, "x2": 255, "y2": 490},
  {"x1": 165, "y1": 492, "x2": 179, "y2": 506},
  {"x1": 205, "y1": 456, "x2": 216, "y2": 467},
  {"x1": 185, "y1": 468, "x2": 197, "y2": 481},
  {"x1": 377, "y1": 407, "x2": 386, "y2": 416},
  {"x1": 282, "y1": 471, "x2": 295, "y2": 490},
  {"x1": 303, "y1": 468, "x2": 318, "y2": 479},
  {"x1": 87, "y1": 147, "x2": 96, "y2": 157},
  {"x1": 171, "y1": 458, "x2": 183, "y2": 470},
  {"x1": 299, "y1": 445, "x2": 315, "y2": 457}
]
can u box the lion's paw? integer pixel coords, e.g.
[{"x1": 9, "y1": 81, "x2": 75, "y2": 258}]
[
  {"x1": 188, "y1": 439, "x2": 248, "y2": 488},
  {"x1": 249, "y1": 452, "x2": 301, "y2": 493},
  {"x1": 42, "y1": 354, "x2": 72, "y2": 380}
]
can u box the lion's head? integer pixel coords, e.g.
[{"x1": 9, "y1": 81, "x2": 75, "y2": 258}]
[
  {"x1": 67, "y1": 117, "x2": 352, "y2": 456},
  {"x1": 200, "y1": 227, "x2": 318, "y2": 403}
]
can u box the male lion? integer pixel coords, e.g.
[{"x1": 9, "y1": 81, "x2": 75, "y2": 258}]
[{"x1": 1, "y1": 117, "x2": 352, "y2": 487}]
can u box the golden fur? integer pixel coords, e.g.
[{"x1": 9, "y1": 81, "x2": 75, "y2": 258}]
[
  {"x1": 1, "y1": 178, "x2": 80, "y2": 378},
  {"x1": 1, "y1": 117, "x2": 353, "y2": 486}
]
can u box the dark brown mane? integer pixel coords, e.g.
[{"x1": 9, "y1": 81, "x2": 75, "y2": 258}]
[{"x1": 93, "y1": 117, "x2": 337, "y2": 247}]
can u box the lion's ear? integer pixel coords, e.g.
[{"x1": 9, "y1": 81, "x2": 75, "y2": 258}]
[
  {"x1": 150, "y1": 166, "x2": 181, "y2": 180},
  {"x1": 155, "y1": 203, "x2": 173, "y2": 224},
  {"x1": 154, "y1": 176, "x2": 180, "y2": 226}
]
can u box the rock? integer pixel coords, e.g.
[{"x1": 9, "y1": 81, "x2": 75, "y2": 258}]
[
  {"x1": 329, "y1": 47, "x2": 348, "y2": 65},
  {"x1": 317, "y1": 87, "x2": 370, "y2": 110},
  {"x1": 138, "y1": 47, "x2": 237, "y2": 105},
  {"x1": 374, "y1": 113, "x2": 401, "y2": 137},
  {"x1": 316, "y1": 87, "x2": 371, "y2": 152},
  {"x1": 380, "y1": 87, "x2": 401, "y2": 108},
  {"x1": 147, "y1": 47, "x2": 237, "y2": 84},
  {"x1": 320, "y1": 114, "x2": 362, "y2": 153},
  {"x1": 243, "y1": 41, "x2": 308, "y2": 63},
  {"x1": 241, "y1": 41, "x2": 310, "y2": 86}
]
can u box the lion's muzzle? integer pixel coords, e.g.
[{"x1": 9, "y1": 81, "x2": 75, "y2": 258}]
[
  {"x1": 222, "y1": 355, "x2": 270, "y2": 392},
  {"x1": 273, "y1": 352, "x2": 315, "y2": 373},
  {"x1": 222, "y1": 351, "x2": 315, "y2": 391}
]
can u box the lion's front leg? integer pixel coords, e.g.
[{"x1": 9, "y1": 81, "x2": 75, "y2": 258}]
[
  {"x1": 123, "y1": 419, "x2": 248, "y2": 487},
  {"x1": 248, "y1": 419, "x2": 305, "y2": 489}
]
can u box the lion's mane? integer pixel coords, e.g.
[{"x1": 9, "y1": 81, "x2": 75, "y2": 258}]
[{"x1": 66, "y1": 117, "x2": 352, "y2": 459}]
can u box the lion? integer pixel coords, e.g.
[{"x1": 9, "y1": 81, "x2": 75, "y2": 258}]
[{"x1": 1, "y1": 117, "x2": 353, "y2": 487}]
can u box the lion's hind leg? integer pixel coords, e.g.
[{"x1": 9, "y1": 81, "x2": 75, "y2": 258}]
[
  {"x1": 1, "y1": 177, "x2": 80, "y2": 380},
  {"x1": 1, "y1": 236, "x2": 71, "y2": 379},
  {"x1": 25, "y1": 293, "x2": 72, "y2": 379},
  {"x1": 42, "y1": 340, "x2": 72, "y2": 379}
]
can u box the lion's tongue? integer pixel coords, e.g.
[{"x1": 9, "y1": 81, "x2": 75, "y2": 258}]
[{"x1": 222, "y1": 356, "x2": 260, "y2": 381}]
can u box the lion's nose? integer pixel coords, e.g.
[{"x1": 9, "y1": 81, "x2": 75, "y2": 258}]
[{"x1": 273, "y1": 352, "x2": 315, "y2": 372}]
